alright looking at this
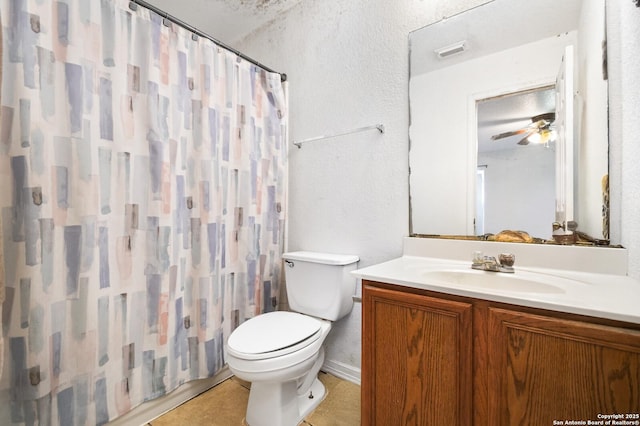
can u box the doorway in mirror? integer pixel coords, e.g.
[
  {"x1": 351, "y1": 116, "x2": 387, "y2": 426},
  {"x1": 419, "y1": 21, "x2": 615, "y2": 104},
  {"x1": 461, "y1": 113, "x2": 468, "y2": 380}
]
[{"x1": 476, "y1": 86, "x2": 557, "y2": 239}]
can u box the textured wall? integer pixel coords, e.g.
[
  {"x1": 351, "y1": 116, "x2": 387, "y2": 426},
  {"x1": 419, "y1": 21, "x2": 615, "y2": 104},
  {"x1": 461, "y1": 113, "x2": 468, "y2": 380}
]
[
  {"x1": 230, "y1": 0, "x2": 640, "y2": 376},
  {"x1": 234, "y1": 0, "x2": 485, "y2": 374}
]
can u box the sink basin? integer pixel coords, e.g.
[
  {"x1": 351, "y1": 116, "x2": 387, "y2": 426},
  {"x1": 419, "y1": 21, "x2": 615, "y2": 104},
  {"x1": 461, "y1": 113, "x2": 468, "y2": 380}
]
[{"x1": 422, "y1": 269, "x2": 567, "y2": 294}]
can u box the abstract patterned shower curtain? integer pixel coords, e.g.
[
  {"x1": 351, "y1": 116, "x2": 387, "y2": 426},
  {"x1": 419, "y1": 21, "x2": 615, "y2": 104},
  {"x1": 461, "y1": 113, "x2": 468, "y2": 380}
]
[{"x1": 0, "y1": 0, "x2": 288, "y2": 424}]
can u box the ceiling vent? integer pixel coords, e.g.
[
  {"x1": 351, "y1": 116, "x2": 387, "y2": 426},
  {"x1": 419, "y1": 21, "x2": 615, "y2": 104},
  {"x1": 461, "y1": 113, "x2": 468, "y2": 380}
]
[{"x1": 434, "y1": 40, "x2": 468, "y2": 59}]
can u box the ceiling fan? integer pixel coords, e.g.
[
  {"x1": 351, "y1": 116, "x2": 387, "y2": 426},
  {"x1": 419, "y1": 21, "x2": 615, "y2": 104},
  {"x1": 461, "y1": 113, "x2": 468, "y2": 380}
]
[{"x1": 490, "y1": 112, "x2": 556, "y2": 145}]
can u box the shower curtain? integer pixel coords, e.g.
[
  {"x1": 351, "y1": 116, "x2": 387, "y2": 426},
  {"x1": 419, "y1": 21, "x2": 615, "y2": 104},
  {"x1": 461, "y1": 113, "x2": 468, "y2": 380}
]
[{"x1": 0, "y1": 0, "x2": 288, "y2": 424}]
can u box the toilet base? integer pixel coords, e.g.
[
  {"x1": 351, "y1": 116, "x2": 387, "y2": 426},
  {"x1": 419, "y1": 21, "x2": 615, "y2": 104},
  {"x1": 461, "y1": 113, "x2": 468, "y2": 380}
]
[
  {"x1": 245, "y1": 377, "x2": 326, "y2": 426},
  {"x1": 297, "y1": 377, "x2": 327, "y2": 421}
]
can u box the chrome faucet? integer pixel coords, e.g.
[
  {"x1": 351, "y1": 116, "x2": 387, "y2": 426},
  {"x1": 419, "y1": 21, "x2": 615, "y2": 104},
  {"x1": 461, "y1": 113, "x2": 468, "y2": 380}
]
[{"x1": 472, "y1": 252, "x2": 515, "y2": 273}]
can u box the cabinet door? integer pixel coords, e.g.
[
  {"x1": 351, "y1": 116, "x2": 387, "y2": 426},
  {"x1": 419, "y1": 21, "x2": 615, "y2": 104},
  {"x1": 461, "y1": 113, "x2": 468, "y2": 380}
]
[
  {"x1": 488, "y1": 307, "x2": 640, "y2": 425},
  {"x1": 362, "y1": 284, "x2": 473, "y2": 425}
]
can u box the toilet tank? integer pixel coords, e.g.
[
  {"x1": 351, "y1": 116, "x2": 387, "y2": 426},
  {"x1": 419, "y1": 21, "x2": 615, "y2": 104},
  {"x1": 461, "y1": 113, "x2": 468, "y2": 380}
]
[{"x1": 282, "y1": 251, "x2": 359, "y2": 321}]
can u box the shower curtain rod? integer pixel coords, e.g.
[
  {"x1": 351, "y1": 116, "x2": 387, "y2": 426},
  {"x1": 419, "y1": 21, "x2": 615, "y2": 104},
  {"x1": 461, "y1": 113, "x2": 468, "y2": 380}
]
[{"x1": 129, "y1": 0, "x2": 287, "y2": 82}]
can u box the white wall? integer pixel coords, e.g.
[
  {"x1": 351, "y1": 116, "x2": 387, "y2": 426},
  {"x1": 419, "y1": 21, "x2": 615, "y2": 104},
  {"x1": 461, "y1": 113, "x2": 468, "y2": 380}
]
[
  {"x1": 479, "y1": 146, "x2": 555, "y2": 239},
  {"x1": 607, "y1": 0, "x2": 640, "y2": 278},
  {"x1": 576, "y1": 0, "x2": 609, "y2": 239},
  {"x1": 232, "y1": 0, "x2": 485, "y2": 377},
  {"x1": 229, "y1": 0, "x2": 640, "y2": 379}
]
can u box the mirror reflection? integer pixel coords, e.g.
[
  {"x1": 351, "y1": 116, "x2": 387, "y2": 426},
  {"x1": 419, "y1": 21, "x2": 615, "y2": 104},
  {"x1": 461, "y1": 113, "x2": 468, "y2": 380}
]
[
  {"x1": 476, "y1": 86, "x2": 556, "y2": 238},
  {"x1": 409, "y1": 0, "x2": 608, "y2": 243}
]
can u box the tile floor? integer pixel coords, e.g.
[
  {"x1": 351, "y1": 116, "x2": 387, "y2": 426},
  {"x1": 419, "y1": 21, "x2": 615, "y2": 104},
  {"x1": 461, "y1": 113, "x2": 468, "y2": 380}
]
[{"x1": 148, "y1": 372, "x2": 361, "y2": 426}]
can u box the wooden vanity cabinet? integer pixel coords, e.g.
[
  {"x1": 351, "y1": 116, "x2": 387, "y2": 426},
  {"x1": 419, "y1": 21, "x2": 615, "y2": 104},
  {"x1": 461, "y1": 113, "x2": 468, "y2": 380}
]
[
  {"x1": 362, "y1": 280, "x2": 640, "y2": 426},
  {"x1": 362, "y1": 283, "x2": 474, "y2": 425},
  {"x1": 487, "y1": 307, "x2": 640, "y2": 425}
]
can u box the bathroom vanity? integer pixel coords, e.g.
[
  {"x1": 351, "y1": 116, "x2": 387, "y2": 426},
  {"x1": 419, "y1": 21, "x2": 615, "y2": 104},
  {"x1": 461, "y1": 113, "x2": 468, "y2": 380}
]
[{"x1": 355, "y1": 238, "x2": 640, "y2": 425}]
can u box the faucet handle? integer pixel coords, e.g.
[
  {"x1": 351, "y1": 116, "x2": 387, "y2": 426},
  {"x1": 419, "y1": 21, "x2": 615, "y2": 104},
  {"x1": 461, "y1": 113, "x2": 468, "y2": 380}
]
[{"x1": 498, "y1": 253, "x2": 515, "y2": 267}]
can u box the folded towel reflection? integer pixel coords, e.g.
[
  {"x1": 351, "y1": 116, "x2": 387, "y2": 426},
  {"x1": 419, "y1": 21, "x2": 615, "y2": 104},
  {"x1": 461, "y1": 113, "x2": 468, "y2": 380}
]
[{"x1": 487, "y1": 230, "x2": 534, "y2": 243}]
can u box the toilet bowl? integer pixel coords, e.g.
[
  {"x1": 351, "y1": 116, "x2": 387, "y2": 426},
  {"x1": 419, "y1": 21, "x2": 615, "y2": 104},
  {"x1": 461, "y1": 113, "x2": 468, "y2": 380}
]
[
  {"x1": 226, "y1": 311, "x2": 332, "y2": 426},
  {"x1": 225, "y1": 251, "x2": 359, "y2": 426}
]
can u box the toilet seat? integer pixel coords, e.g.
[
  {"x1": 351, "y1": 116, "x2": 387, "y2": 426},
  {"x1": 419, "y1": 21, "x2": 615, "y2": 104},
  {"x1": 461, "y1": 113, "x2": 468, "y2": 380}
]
[{"x1": 227, "y1": 311, "x2": 323, "y2": 361}]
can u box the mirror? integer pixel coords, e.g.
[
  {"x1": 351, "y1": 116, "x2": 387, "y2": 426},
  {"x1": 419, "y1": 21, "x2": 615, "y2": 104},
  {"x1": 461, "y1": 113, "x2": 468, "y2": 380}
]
[{"x1": 409, "y1": 0, "x2": 609, "y2": 242}]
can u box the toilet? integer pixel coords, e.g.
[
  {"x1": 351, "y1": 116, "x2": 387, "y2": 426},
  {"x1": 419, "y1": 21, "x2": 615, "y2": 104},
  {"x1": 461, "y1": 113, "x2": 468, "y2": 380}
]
[{"x1": 225, "y1": 251, "x2": 359, "y2": 426}]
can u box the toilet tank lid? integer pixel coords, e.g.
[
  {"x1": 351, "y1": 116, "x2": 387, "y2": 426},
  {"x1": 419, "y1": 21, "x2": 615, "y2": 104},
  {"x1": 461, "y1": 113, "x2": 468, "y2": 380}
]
[{"x1": 282, "y1": 251, "x2": 359, "y2": 265}]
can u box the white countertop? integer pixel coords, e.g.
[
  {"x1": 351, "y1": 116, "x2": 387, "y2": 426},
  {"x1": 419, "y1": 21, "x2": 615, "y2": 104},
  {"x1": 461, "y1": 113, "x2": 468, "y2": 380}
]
[{"x1": 353, "y1": 255, "x2": 640, "y2": 325}]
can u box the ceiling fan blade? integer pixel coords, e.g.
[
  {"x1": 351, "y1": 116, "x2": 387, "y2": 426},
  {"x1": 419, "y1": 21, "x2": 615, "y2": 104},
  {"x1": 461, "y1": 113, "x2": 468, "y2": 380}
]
[
  {"x1": 531, "y1": 112, "x2": 556, "y2": 123},
  {"x1": 491, "y1": 128, "x2": 528, "y2": 140},
  {"x1": 517, "y1": 131, "x2": 535, "y2": 145}
]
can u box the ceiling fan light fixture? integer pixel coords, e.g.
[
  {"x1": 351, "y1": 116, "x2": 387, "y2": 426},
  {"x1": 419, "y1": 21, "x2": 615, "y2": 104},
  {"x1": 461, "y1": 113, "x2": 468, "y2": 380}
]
[
  {"x1": 526, "y1": 129, "x2": 557, "y2": 145},
  {"x1": 527, "y1": 132, "x2": 542, "y2": 144},
  {"x1": 435, "y1": 40, "x2": 468, "y2": 59}
]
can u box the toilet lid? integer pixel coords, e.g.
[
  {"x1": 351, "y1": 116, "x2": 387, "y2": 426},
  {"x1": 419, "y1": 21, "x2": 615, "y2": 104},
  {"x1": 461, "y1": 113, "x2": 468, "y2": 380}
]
[{"x1": 227, "y1": 311, "x2": 322, "y2": 355}]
